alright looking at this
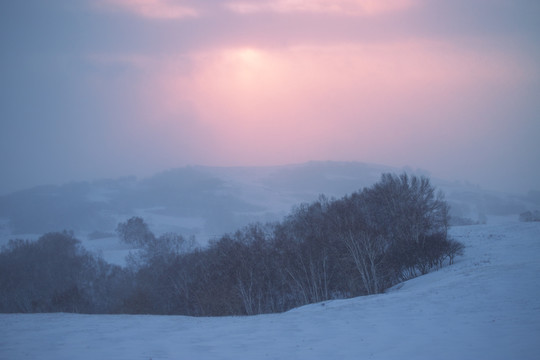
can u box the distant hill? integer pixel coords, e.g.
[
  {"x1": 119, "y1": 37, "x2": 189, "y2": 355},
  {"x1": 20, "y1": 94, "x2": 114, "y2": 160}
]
[{"x1": 0, "y1": 161, "x2": 537, "y2": 243}]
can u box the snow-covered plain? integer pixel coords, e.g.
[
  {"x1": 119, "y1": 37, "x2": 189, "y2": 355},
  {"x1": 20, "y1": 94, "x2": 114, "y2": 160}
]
[{"x1": 1, "y1": 216, "x2": 539, "y2": 360}]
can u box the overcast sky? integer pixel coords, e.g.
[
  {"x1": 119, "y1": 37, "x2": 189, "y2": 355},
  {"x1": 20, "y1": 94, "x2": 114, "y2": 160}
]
[{"x1": 1, "y1": 0, "x2": 539, "y2": 195}]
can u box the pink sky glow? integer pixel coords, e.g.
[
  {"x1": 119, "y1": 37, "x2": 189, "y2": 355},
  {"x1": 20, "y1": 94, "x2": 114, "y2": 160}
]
[
  {"x1": 95, "y1": 39, "x2": 535, "y2": 174},
  {"x1": 1, "y1": 0, "x2": 539, "y2": 194},
  {"x1": 225, "y1": 0, "x2": 418, "y2": 16}
]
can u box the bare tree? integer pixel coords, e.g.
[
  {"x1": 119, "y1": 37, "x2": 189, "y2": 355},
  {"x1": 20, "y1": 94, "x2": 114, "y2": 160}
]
[{"x1": 116, "y1": 216, "x2": 155, "y2": 247}]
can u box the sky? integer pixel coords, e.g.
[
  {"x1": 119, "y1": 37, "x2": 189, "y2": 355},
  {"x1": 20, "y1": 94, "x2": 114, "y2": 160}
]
[{"x1": 1, "y1": 0, "x2": 539, "y2": 195}]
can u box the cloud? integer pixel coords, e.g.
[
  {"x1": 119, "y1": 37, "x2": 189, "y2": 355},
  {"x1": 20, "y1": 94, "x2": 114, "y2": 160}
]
[
  {"x1": 226, "y1": 0, "x2": 417, "y2": 16},
  {"x1": 92, "y1": 39, "x2": 534, "y2": 170},
  {"x1": 97, "y1": 0, "x2": 199, "y2": 20},
  {"x1": 3, "y1": 0, "x2": 539, "y2": 194}
]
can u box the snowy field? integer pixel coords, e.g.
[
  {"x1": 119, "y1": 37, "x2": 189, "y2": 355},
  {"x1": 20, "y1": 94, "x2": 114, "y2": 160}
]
[{"x1": 1, "y1": 216, "x2": 539, "y2": 360}]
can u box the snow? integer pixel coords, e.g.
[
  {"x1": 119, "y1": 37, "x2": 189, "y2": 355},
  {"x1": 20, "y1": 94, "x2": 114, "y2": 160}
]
[{"x1": 1, "y1": 216, "x2": 539, "y2": 359}]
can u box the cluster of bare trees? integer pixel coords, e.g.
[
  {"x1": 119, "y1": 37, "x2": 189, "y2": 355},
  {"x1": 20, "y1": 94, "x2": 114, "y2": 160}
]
[
  {"x1": 0, "y1": 231, "x2": 129, "y2": 313},
  {"x1": 0, "y1": 173, "x2": 464, "y2": 316}
]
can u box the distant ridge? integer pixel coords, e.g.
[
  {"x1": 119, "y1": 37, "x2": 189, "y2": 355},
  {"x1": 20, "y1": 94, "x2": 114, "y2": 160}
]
[{"x1": 0, "y1": 161, "x2": 537, "y2": 244}]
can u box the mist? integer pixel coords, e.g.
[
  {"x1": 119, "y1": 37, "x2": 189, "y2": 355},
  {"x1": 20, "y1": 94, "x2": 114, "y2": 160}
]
[{"x1": 1, "y1": 0, "x2": 539, "y2": 195}]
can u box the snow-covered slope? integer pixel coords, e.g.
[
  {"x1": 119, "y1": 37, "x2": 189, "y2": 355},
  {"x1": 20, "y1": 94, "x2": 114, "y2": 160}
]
[{"x1": 1, "y1": 216, "x2": 539, "y2": 360}]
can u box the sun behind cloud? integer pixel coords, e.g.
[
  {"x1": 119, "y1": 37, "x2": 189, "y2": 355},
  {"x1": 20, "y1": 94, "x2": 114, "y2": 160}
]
[{"x1": 123, "y1": 38, "x2": 534, "y2": 168}]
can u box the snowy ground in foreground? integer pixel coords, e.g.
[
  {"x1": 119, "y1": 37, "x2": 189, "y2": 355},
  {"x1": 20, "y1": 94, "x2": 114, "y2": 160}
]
[{"x1": 1, "y1": 216, "x2": 539, "y2": 360}]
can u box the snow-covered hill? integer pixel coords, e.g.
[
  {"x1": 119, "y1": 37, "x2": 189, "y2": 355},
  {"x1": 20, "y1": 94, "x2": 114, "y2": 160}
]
[
  {"x1": 1, "y1": 162, "x2": 537, "y2": 253},
  {"x1": 2, "y1": 216, "x2": 539, "y2": 360},
  {"x1": 0, "y1": 162, "x2": 392, "y2": 241}
]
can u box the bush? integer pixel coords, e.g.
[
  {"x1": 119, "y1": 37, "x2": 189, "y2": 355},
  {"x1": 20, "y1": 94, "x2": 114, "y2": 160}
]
[
  {"x1": 0, "y1": 231, "x2": 128, "y2": 313},
  {"x1": 519, "y1": 210, "x2": 540, "y2": 222},
  {"x1": 116, "y1": 216, "x2": 154, "y2": 247}
]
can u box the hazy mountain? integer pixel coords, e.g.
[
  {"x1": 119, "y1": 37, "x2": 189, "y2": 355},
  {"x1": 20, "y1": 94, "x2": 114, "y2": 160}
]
[{"x1": 0, "y1": 161, "x2": 537, "y2": 244}]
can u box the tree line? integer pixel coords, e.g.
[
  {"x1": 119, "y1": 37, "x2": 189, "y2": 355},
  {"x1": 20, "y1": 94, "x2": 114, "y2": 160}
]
[{"x1": 0, "y1": 173, "x2": 464, "y2": 315}]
